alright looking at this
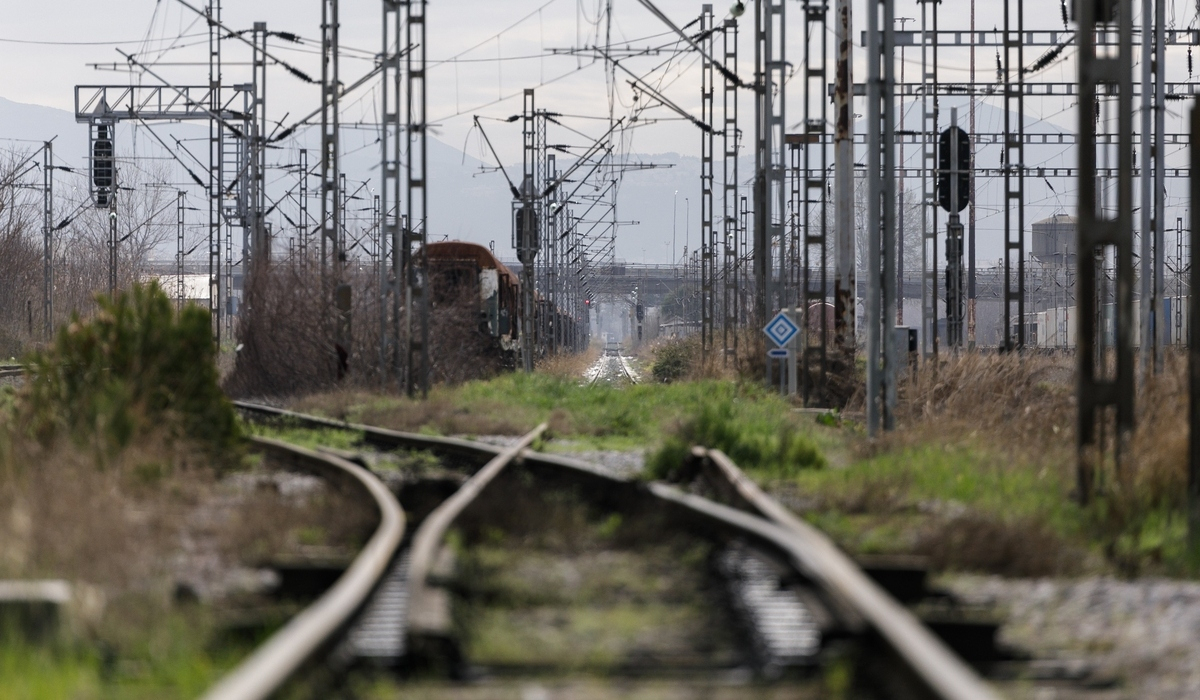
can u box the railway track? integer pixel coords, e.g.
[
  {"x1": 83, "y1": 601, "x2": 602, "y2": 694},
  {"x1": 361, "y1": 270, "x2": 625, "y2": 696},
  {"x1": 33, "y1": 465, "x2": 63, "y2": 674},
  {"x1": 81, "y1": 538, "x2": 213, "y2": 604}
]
[
  {"x1": 218, "y1": 400, "x2": 1000, "y2": 700},
  {"x1": 586, "y1": 351, "x2": 638, "y2": 386}
]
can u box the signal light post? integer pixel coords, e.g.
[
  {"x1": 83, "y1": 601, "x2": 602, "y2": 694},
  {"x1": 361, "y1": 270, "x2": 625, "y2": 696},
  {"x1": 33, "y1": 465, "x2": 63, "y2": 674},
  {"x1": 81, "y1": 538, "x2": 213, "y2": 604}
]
[{"x1": 939, "y1": 111, "x2": 970, "y2": 349}]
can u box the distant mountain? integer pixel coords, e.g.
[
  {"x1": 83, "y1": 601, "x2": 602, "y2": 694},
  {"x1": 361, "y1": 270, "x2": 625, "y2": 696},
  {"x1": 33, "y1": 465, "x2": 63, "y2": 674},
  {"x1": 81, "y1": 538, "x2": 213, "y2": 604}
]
[{"x1": 0, "y1": 93, "x2": 1127, "y2": 269}]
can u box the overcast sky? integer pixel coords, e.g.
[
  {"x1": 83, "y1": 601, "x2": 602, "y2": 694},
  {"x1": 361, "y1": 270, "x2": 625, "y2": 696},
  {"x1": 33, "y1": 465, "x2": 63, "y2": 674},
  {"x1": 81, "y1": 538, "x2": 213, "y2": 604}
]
[{"x1": 2, "y1": 0, "x2": 1199, "y2": 264}]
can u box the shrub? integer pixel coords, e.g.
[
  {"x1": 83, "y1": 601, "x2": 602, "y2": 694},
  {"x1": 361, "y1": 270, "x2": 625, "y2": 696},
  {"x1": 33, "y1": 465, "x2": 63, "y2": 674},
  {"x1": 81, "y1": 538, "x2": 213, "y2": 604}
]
[
  {"x1": 650, "y1": 337, "x2": 698, "y2": 383},
  {"x1": 646, "y1": 398, "x2": 824, "y2": 479},
  {"x1": 20, "y1": 282, "x2": 240, "y2": 460}
]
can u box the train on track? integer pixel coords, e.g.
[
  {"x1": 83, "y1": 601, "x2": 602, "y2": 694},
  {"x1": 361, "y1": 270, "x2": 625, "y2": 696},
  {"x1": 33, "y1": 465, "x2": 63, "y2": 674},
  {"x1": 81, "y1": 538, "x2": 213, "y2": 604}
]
[{"x1": 426, "y1": 241, "x2": 586, "y2": 367}]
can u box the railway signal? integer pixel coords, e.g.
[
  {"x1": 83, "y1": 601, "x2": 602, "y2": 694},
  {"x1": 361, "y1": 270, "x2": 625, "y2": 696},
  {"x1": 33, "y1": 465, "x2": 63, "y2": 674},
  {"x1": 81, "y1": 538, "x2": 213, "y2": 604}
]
[{"x1": 938, "y1": 117, "x2": 970, "y2": 348}]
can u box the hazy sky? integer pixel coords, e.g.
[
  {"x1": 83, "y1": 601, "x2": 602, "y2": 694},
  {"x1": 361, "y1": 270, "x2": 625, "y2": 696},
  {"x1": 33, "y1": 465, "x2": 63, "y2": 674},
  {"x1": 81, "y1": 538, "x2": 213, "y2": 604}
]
[{"x1": 2, "y1": 0, "x2": 1199, "y2": 264}]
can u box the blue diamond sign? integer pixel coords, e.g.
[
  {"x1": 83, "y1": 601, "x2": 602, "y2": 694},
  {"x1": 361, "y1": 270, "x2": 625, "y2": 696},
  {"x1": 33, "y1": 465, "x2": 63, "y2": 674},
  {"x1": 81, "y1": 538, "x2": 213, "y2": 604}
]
[{"x1": 763, "y1": 311, "x2": 799, "y2": 348}]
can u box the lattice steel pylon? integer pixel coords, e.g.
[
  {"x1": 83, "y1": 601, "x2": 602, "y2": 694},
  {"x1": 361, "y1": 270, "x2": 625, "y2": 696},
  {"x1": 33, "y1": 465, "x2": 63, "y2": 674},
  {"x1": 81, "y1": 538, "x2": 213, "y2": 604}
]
[
  {"x1": 298, "y1": 148, "x2": 309, "y2": 267},
  {"x1": 920, "y1": 0, "x2": 939, "y2": 357},
  {"x1": 1002, "y1": 0, "x2": 1025, "y2": 352},
  {"x1": 700, "y1": 3, "x2": 715, "y2": 360},
  {"x1": 403, "y1": 0, "x2": 430, "y2": 397},
  {"x1": 42, "y1": 141, "x2": 53, "y2": 339},
  {"x1": 321, "y1": 0, "x2": 348, "y2": 379},
  {"x1": 754, "y1": 0, "x2": 786, "y2": 343},
  {"x1": 208, "y1": 0, "x2": 224, "y2": 345},
  {"x1": 865, "y1": 0, "x2": 897, "y2": 436},
  {"x1": 1077, "y1": 0, "x2": 1135, "y2": 504},
  {"x1": 176, "y1": 190, "x2": 186, "y2": 311},
  {"x1": 381, "y1": 0, "x2": 402, "y2": 384},
  {"x1": 801, "y1": 0, "x2": 830, "y2": 406},
  {"x1": 517, "y1": 89, "x2": 539, "y2": 373},
  {"x1": 722, "y1": 17, "x2": 740, "y2": 366},
  {"x1": 248, "y1": 22, "x2": 269, "y2": 272},
  {"x1": 1140, "y1": 0, "x2": 1167, "y2": 375},
  {"x1": 833, "y1": 0, "x2": 855, "y2": 356}
]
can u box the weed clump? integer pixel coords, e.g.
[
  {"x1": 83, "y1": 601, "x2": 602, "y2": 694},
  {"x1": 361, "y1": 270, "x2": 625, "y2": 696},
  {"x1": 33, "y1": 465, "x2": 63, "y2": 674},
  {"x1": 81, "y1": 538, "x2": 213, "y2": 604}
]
[
  {"x1": 650, "y1": 337, "x2": 698, "y2": 383},
  {"x1": 647, "y1": 399, "x2": 825, "y2": 479},
  {"x1": 19, "y1": 282, "x2": 239, "y2": 461}
]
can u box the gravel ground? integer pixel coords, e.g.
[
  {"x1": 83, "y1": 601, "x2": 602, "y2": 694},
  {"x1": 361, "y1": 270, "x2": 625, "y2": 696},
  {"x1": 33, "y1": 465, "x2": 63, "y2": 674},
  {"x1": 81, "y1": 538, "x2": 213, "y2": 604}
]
[
  {"x1": 452, "y1": 437, "x2": 647, "y2": 481},
  {"x1": 944, "y1": 574, "x2": 1200, "y2": 699},
  {"x1": 555, "y1": 448, "x2": 645, "y2": 479}
]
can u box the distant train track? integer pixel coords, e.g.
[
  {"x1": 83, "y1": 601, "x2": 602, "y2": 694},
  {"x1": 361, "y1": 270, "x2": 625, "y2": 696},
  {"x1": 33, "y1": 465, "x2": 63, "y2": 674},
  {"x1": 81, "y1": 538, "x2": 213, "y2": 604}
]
[
  {"x1": 586, "y1": 351, "x2": 638, "y2": 386},
  {"x1": 218, "y1": 400, "x2": 999, "y2": 700}
]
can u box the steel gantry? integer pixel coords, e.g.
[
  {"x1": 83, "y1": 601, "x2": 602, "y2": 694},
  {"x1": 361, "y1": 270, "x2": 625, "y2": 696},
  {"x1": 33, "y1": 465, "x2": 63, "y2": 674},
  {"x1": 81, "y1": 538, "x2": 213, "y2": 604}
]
[
  {"x1": 1077, "y1": 0, "x2": 1135, "y2": 504},
  {"x1": 1002, "y1": 0, "x2": 1026, "y2": 352}
]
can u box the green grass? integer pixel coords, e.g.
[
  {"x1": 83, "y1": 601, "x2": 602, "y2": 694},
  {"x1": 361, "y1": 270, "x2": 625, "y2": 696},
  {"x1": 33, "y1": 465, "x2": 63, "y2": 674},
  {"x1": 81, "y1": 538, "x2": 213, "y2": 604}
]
[
  {"x1": 242, "y1": 424, "x2": 364, "y2": 452},
  {"x1": 0, "y1": 609, "x2": 249, "y2": 700}
]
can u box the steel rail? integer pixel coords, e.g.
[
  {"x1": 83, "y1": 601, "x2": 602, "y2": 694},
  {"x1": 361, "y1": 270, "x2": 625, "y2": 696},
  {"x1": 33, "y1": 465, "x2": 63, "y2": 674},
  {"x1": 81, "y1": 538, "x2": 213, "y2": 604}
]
[
  {"x1": 199, "y1": 436, "x2": 405, "y2": 700},
  {"x1": 232, "y1": 401, "x2": 999, "y2": 700},
  {"x1": 406, "y1": 423, "x2": 547, "y2": 638},
  {"x1": 696, "y1": 448, "x2": 1001, "y2": 700},
  {"x1": 616, "y1": 353, "x2": 639, "y2": 384}
]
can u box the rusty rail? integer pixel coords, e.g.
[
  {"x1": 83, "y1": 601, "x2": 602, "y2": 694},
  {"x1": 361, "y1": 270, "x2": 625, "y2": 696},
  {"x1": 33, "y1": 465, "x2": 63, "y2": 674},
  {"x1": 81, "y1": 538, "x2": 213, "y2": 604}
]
[
  {"x1": 199, "y1": 437, "x2": 405, "y2": 700},
  {"x1": 230, "y1": 401, "x2": 1000, "y2": 700}
]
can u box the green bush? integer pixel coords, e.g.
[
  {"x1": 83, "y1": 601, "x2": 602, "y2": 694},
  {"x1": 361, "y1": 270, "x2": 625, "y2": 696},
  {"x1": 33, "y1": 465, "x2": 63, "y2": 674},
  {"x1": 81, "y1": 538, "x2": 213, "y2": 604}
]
[
  {"x1": 20, "y1": 283, "x2": 240, "y2": 460},
  {"x1": 650, "y1": 338, "x2": 697, "y2": 383},
  {"x1": 646, "y1": 399, "x2": 825, "y2": 480}
]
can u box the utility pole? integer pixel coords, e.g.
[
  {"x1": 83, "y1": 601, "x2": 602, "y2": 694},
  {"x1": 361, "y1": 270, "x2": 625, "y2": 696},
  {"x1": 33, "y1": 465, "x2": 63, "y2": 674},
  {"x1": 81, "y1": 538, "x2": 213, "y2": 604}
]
[
  {"x1": 833, "y1": 0, "x2": 855, "y2": 356},
  {"x1": 42, "y1": 141, "x2": 53, "y2": 339},
  {"x1": 865, "y1": 0, "x2": 896, "y2": 436},
  {"x1": 1077, "y1": 0, "x2": 1134, "y2": 504}
]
